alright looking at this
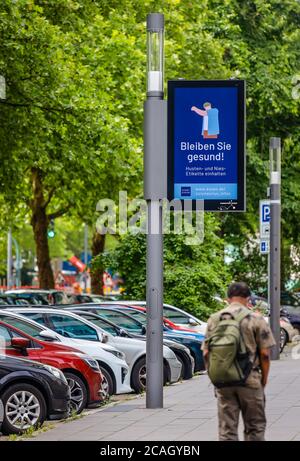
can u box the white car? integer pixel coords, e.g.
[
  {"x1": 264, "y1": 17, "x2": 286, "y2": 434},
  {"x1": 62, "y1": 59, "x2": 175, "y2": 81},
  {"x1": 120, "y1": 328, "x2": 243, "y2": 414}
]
[
  {"x1": 95, "y1": 301, "x2": 208, "y2": 335},
  {"x1": 0, "y1": 309, "x2": 131, "y2": 397},
  {"x1": 7, "y1": 308, "x2": 182, "y2": 394}
]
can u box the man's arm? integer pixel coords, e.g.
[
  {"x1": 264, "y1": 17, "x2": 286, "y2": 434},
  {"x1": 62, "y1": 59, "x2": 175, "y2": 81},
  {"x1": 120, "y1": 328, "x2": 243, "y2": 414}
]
[
  {"x1": 259, "y1": 348, "x2": 271, "y2": 387},
  {"x1": 203, "y1": 349, "x2": 209, "y2": 370},
  {"x1": 191, "y1": 106, "x2": 207, "y2": 116},
  {"x1": 254, "y1": 315, "x2": 275, "y2": 387}
]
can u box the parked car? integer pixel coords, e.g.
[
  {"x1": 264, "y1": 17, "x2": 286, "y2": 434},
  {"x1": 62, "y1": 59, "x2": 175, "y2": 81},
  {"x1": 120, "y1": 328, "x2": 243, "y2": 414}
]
[
  {"x1": 68, "y1": 303, "x2": 204, "y2": 342},
  {"x1": 1, "y1": 309, "x2": 131, "y2": 397},
  {"x1": 0, "y1": 355, "x2": 70, "y2": 434},
  {"x1": 95, "y1": 301, "x2": 208, "y2": 335},
  {"x1": 66, "y1": 309, "x2": 195, "y2": 380},
  {"x1": 0, "y1": 316, "x2": 104, "y2": 413},
  {"x1": 72, "y1": 304, "x2": 204, "y2": 341},
  {"x1": 65, "y1": 294, "x2": 94, "y2": 304},
  {"x1": 280, "y1": 292, "x2": 300, "y2": 333},
  {"x1": 4, "y1": 290, "x2": 50, "y2": 305},
  {"x1": 249, "y1": 294, "x2": 298, "y2": 348},
  {"x1": 8, "y1": 308, "x2": 182, "y2": 393},
  {"x1": 0, "y1": 294, "x2": 32, "y2": 306},
  {"x1": 67, "y1": 305, "x2": 205, "y2": 372}
]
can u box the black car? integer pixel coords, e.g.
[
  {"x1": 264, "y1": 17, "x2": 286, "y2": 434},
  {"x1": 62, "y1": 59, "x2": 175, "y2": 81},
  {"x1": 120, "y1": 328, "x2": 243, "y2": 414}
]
[
  {"x1": 0, "y1": 355, "x2": 70, "y2": 434},
  {"x1": 280, "y1": 292, "x2": 300, "y2": 333}
]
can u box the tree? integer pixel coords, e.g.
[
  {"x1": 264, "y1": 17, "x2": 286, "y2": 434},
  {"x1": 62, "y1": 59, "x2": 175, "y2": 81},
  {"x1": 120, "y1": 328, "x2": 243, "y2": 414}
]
[{"x1": 0, "y1": 0, "x2": 143, "y2": 287}]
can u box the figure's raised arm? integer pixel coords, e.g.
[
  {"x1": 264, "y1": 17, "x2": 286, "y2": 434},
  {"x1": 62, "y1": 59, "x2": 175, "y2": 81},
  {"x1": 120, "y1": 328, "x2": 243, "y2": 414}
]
[{"x1": 191, "y1": 106, "x2": 207, "y2": 117}]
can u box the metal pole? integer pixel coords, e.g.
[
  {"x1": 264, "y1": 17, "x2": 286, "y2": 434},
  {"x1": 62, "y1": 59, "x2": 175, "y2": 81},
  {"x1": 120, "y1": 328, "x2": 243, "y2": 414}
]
[
  {"x1": 144, "y1": 13, "x2": 166, "y2": 409},
  {"x1": 12, "y1": 237, "x2": 21, "y2": 288},
  {"x1": 84, "y1": 224, "x2": 88, "y2": 266},
  {"x1": 7, "y1": 228, "x2": 13, "y2": 289},
  {"x1": 84, "y1": 224, "x2": 88, "y2": 292},
  {"x1": 269, "y1": 137, "x2": 281, "y2": 360}
]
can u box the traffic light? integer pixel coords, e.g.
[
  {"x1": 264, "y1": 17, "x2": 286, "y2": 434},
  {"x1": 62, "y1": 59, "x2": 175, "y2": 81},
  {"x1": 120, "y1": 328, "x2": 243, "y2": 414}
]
[{"x1": 47, "y1": 219, "x2": 55, "y2": 238}]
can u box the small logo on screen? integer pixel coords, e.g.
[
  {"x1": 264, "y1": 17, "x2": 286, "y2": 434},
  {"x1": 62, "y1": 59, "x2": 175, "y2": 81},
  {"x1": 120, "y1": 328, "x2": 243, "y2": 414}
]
[{"x1": 181, "y1": 187, "x2": 191, "y2": 197}]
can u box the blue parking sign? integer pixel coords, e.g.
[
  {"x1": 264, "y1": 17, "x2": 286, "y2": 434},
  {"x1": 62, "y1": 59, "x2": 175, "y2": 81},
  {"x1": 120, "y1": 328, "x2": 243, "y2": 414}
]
[
  {"x1": 260, "y1": 200, "x2": 270, "y2": 240},
  {"x1": 262, "y1": 204, "x2": 270, "y2": 223}
]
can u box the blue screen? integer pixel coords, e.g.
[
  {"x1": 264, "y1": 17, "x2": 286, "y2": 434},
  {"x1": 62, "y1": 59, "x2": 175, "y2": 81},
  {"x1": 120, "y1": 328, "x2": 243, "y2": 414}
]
[{"x1": 173, "y1": 86, "x2": 238, "y2": 201}]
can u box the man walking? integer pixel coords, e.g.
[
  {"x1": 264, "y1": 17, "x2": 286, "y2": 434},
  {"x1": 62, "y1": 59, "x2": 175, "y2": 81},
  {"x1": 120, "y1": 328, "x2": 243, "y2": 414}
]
[{"x1": 202, "y1": 282, "x2": 275, "y2": 441}]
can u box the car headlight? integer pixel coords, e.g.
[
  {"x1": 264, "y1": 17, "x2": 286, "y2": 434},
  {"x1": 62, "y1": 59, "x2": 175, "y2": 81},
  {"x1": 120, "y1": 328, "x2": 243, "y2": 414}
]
[
  {"x1": 74, "y1": 353, "x2": 100, "y2": 371},
  {"x1": 281, "y1": 317, "x2": 291, "y2": 325},
  {"x1": 44, "y1": 365, "x2": 68, "y2": 384},
  {"x1": 83, "y1": 357, "x2": 100, "y2": 371},
  {"x1": 106, "y1": 349, "x2": 126, "y2": 360}
]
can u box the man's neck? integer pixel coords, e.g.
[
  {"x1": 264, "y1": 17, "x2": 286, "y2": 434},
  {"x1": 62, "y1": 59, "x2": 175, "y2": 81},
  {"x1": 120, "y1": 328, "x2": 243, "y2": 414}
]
[{"x1": 228, "y1": 297, "x2": 248, "y2": 307}]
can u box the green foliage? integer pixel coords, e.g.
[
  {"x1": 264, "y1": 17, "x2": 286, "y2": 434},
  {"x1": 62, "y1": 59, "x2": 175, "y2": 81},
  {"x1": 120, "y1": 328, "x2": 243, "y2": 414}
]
[
  {"x1": 92, "y1": 215, "x2": 230, "y2": 319},
  {"x1": 0, "y1": 0, "x2": 300, "y2": 288}
]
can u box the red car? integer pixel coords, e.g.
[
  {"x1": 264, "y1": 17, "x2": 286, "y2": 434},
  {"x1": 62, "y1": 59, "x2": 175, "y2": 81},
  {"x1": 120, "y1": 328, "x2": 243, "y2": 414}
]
[{"x1": 0, "y1": 319, "x2": 103, "y2": 413}]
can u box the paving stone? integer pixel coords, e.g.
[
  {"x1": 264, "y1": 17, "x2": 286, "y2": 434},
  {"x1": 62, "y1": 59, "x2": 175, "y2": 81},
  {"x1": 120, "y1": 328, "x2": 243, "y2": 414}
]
[{"x1": 29, "y1": 352, "x2": 300, "y2": 442}]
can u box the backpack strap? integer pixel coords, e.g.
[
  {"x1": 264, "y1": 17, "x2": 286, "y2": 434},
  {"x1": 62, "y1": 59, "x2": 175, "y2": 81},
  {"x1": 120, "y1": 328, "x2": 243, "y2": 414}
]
[
  {"x1": 234, "y1": 308, "x2": 251, "y2": 354},
  {"x1": 234, "y1": 307, "x2": 251, "y2": 324}
]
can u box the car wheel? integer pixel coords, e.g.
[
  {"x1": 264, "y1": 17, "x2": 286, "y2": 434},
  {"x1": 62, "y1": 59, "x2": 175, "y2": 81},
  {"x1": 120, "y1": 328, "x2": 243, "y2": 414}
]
[
  {"x1": 99, "y1": 367, "x2": 114, "y2": 398},
  {"x1": 1, "y1": 383, "x2": 47, "y2": 435},
  {"x1": 280, "y1": 328, "x2": 288, "y2": 353},
  {"x1": 131, "y1": 357, "x2": 147, "y2": 393},
  {"x1": 64, "y1": 372, "x2": 87, "y2": 414},
  {"x1": 131, "y1": 357, "x2": 168, "y2": 393}
]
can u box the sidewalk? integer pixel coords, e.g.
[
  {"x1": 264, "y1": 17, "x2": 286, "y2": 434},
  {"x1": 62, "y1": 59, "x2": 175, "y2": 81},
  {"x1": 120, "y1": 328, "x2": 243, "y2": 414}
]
[{"x1": 30, "y1": 349, "x2": 300, "y2": 441}]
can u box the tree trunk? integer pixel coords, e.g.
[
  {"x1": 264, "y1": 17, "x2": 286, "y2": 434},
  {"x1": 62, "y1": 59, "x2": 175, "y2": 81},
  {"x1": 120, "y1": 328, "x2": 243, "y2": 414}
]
[
  {"x1": 91, "y1": 231, "x2": 106, "y2": 294},
  {"x1": 30, "y1": 168, "x2": 55, "y2": 289}
]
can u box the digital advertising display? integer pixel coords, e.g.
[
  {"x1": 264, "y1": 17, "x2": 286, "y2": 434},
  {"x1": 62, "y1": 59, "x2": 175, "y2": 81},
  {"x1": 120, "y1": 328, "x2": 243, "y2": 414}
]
[{"x1": 167, "y1": 80, "x2": 246, "y2": 211}]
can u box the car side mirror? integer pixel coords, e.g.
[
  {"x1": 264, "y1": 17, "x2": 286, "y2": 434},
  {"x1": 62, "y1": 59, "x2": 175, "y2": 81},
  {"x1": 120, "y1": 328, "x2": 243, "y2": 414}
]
[
  {"x1": 102, "y1": 334, "x2": 109, "y2": 343},
  {"x1": 119, "y1": 329, "x2": 128, "y2": 337},
  {"x1": 188, "y1": 318, "x2": 199, "y2": 326},
  {"x1": 39, "y1": 330, "x2": 59, "y2": 341},
  {"x1": 141, "y1": 326, "x2": 146, "y2": 335},
  {"x1": 11, "y1": 337, "x2": 30, "y2": 355}
]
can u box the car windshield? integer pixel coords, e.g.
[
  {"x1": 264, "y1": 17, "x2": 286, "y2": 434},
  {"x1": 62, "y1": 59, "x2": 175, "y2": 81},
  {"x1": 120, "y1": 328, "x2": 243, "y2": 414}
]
[
  {"x1": 48, "y1": 314, "x2": 99, "y2": 340},
  {"x1": 79, "y1": 314, "x2": 118, "y2": 336},
  {"x1": 92, "y1": 309, "x2": 143, "y2": 333},
  {"x1": 117, "y1": 309, "x2": 147, "y2": 325},
  {"x1": 0, "y1": 314, "x2": 45, "y2": 339},
  {"x1": 281, "y1": 293, "x2": 300, "y2": 307},
  {"x1": 163, "y1": 307, "x2": 196, "y2": 325}
]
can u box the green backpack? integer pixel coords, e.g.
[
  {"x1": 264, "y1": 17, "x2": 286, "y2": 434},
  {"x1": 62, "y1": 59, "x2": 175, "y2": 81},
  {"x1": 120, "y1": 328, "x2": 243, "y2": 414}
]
[{"x1": 207, "y1": 308, "x2": 254, "y2": 388}]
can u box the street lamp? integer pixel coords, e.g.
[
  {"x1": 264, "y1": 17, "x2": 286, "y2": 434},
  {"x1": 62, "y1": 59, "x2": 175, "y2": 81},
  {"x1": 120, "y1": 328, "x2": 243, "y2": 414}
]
[
  {"x1": 144, "y1": 13, "x2": 166, "y2": 409},
  {"x1": 0, "y1": 75, "x2": 12, "y2": 290},
  {"x1": 269, "y1": 137, "x2": 281, "y2": 360},
  {"x1": 146, "y1": 13, "x2": 164, "y2": 97}
]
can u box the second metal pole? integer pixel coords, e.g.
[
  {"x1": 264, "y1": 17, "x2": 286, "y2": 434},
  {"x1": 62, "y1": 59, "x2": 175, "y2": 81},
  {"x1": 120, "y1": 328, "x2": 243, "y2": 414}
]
[
  {"x1": 269, "y1": 137, "x2": 281, "y2": 360},
  {"x1": 7, "y1": 228, "x2": 13, "y2": 289}
]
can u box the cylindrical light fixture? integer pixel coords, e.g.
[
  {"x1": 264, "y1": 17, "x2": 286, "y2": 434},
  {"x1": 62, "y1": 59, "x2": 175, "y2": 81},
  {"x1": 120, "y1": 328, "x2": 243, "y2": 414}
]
[
  {"x1": 269, "y1": 137, "x2": 281, "y2": 184},
  {"x1": 146, "y1": 13, "x2": 164, "y2": 96},
  {"x1": 0, "y1": 75, "x2": 6, "y2": 100}
]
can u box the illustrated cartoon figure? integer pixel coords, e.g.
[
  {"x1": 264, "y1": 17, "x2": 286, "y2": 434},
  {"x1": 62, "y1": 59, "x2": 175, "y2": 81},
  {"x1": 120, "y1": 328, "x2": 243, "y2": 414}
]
[{"x1": 191, "y1": 102, "x2": 219, "y2": 139}]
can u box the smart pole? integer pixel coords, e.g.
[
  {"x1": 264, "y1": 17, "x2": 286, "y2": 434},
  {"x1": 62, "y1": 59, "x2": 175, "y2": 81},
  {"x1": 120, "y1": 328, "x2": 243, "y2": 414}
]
[
  {"x1": 7, "y1": 228, "x2": 12, "y2": 289},
  {"x1": 0, "y1": 75, "x2": 12, "y2": 290},
  {"x1": 269, "y1": 137, "x2": 281, "y2": 360},
  {"x1": 144, "y1": 13, "x2": 167, "y2": 409}
]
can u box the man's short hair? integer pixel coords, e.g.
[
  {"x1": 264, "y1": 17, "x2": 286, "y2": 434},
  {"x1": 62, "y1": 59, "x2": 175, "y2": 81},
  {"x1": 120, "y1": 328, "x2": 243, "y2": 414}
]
[
  {"x1": 203, "y1": 102, "x2": 211, "y2": 108},
  {"x1": 227, "y1": 282, "x2": 251, "y2": 299}
]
